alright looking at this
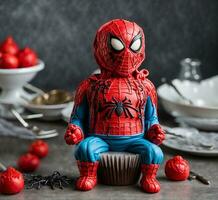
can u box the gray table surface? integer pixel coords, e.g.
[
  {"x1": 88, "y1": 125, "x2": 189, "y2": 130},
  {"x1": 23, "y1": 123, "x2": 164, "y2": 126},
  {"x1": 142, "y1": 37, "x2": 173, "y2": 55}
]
[{"x1": 0, "y1": 119, "x2": 218, "y2": 200}]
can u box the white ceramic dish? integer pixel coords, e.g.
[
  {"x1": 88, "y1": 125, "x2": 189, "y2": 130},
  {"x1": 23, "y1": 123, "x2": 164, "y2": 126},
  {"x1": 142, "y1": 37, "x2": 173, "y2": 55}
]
[
  {"x1": 157, "y1": 75, "x2": 218, "y2": 118},
  {"x1": 61, "y1": 102, "x2": 74, "y2": 122},
  {"x1": 163, "y1": 126, "x2": 218, "y2": 156},
  {"x1": 0, "y1": 60, "x2": 44, "y2": 104}
]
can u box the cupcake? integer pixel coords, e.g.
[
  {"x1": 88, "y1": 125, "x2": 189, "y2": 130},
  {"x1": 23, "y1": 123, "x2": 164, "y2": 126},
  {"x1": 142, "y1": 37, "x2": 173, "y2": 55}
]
[{"x1": 98, "y1": 152, "x2": 141, "y2": 185}]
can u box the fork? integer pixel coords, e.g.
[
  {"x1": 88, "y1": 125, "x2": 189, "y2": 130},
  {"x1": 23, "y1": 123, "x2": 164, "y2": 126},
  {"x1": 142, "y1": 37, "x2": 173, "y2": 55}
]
[{"x1": 10, "y1": 109, "x2": 59, "y2": 139}]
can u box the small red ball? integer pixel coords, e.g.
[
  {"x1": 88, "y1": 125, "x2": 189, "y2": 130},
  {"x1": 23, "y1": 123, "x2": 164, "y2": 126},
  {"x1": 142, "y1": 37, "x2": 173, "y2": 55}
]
[
  {"x1": 29, "y1": 140, "x2": 49, "y2": 159},
  {"x1": 0, "y1": 167, "x2": 24, "y2": 195},
  {"x1": 18, "y1": 47, "x2": 38, "y2": 67},
  {"x1": 165, "y1": 155, "x2": 190, "y2": 181},
  {"x1": 0, "y1": 36, "x2": 19, "y2": 55},
  {"x1": 18, "y1": 153, "x2": 40, "y2": 172},
  {"x1": 0, "y1": 53, "x2": 19, "y2": 69}
]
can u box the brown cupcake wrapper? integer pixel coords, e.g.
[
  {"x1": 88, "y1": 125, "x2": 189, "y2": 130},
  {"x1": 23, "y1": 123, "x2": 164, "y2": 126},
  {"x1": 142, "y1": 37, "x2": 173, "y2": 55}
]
[{"x1": 98, "y1": 152, "x2": 141, "y2": 186}]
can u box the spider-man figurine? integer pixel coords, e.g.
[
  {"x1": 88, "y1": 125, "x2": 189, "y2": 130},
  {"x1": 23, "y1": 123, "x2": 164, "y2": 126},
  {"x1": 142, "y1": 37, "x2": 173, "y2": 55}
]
[{"x1": 64, "y1": 19, "x2": 165, "y2": 193}]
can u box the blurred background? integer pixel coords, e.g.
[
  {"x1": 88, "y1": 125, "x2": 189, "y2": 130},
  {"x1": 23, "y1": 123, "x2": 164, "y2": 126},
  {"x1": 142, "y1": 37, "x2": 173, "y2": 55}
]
[
  {"x1": 1, "y1": 2, "x2": 218, "y2": 196},
  {"x1": 0, "y1": 0, "x2": 217, "y2": 91}
]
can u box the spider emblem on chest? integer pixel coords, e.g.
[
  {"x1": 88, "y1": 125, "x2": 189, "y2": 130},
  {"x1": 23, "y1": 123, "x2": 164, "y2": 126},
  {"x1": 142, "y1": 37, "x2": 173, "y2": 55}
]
[{"x1": 98, "y1": 96, "x2": 139, "y2": 119}]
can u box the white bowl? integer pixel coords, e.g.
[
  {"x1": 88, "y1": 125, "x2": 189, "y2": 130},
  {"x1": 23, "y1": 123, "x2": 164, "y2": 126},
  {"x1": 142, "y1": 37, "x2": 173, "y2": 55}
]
[
  {"x1": 157, "y1": 75, "x2": 218, "y2": 118},
  {"x1": 0, "y1": 60, "x2": 44, "y2": 104}
]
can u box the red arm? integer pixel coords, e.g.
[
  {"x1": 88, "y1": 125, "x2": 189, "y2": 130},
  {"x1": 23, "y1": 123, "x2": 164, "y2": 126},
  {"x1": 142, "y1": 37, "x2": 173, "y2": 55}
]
[
  {"x1": 64, "y1": 77, "x2": 92, "y2": 145},
  {"x1": 140, "y1": 74, "x2": 165, "y2": 145}
]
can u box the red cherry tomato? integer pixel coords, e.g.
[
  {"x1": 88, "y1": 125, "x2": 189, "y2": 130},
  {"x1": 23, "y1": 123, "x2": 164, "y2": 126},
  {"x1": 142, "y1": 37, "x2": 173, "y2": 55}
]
[
  {"x1": 165, "y1": 155, "x2": 190, "y2": 181},
  {"x1": 0, "y1": 53, "x2": 19, "y2": 69},
  {"x1": 18, "y1": 47, "x2": 38, "y2": 67},
  {"x1": 0, "y1": 36, "x2": 19, "y2": 55},
  {"x1": 17, "y1": 153, "x2": 40, "y2": 172},
  {"x1": 0, "y1": 167, "x2": 24, "y2": 194},
  {"x1": 29, "y1": 140, "x2": 49, "y2": 159}
]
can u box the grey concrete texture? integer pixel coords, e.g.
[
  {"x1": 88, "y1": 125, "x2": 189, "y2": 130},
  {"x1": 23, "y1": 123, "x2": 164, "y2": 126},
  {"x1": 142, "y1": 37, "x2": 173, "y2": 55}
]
[
  {"x1": 0, "y1": 0, "x2": 217, "y2": 91},
  {"x1": 0, "y1": 120, "x2": 218, "y2": 200}
]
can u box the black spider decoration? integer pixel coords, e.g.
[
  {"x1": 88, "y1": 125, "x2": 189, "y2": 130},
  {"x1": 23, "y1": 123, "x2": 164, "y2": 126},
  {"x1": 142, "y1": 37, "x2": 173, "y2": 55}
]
[
  {"x1": 99, "y1": 97, "x2": 139, "y2": 119},
  {"x1": 24, "y1": 171, "x2": 71, "y2": 190}
]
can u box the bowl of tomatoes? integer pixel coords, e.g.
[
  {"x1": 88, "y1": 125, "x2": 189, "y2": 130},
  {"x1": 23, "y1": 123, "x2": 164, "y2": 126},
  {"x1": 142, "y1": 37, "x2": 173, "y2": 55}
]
[{"x1": 0, "y1": 36, "x2": 44, "y2": 104}]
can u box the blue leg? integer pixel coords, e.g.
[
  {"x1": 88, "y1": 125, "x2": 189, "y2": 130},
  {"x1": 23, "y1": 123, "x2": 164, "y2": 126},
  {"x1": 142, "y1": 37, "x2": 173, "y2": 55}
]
[
  {"x1": 75, "y1": 136, "x2": 109, "y2": 162},
  {"x1": 127, "y1": 138, "x2": 164, "y2": 164}
]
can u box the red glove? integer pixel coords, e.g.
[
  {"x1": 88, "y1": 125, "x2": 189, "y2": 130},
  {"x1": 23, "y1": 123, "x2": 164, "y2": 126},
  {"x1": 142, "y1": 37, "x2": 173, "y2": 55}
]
[
  {"x1": 146, "y1": 124, "x2": 165, "y2": 145},
  {"x1": 64, "y1": 124, "x2": 84, "y2": 145}
]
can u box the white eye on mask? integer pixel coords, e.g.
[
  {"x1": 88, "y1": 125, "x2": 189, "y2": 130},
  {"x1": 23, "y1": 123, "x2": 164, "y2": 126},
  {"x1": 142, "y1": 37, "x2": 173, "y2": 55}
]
[
  {"x1": 110, "y1": 37, "x2": 124, "y2": 51},
  {"x1": 130, "y1": 38, "x2": 141, "y2": 52}
]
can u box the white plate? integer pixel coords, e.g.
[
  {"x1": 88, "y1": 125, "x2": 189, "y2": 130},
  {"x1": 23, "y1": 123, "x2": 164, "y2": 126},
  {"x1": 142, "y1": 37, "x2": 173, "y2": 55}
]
[
  {"x1": 0, "y1": 89, "x2": 65, "y2": 121},
  {"x1": 157, "y1": 75, "x2": 218, "y2": 118},
  {"x1": 61, "y1": 102, "x2": 74, "y2": 122},
  {"x1": 176, "y1": 116, "x2": 218, "y2": 131},
  {"x1": 163, "y1": 126, "x2": 218, "y2": 156},
  {"x1": 23, "y1": 101, "x2": 73, "y2": 121}
]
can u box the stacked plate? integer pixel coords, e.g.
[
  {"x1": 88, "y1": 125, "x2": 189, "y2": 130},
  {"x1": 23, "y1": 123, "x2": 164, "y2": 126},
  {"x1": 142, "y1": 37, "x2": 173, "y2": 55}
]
[{"x1": 157, "y1": 75, "x2": 218, "y2": 156}]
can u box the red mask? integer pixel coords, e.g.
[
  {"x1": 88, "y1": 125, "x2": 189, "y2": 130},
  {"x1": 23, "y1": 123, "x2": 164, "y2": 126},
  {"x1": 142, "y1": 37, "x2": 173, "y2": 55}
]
[{"x1": 93, "y1": 19, "x2": 145, "y2": 77}]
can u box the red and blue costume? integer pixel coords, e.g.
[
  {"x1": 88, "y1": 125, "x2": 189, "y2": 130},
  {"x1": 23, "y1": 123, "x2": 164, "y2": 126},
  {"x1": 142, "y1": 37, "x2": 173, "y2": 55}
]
[{"x1": 65, "y1": 19, "x2": 165, "y2": 193}]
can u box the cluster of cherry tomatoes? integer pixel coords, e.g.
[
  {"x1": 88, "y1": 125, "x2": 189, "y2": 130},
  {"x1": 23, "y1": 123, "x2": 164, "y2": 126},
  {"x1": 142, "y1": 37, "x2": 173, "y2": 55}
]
[
  {"x1": 0, "y1": 36, "x2": 38, "y2": 69},
  {"x1": 0, "y1": 140, "x2": 49, "y2": 195},
  {"x1": 18, "y1": 140, "x2": 49, "y2": 172}
]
